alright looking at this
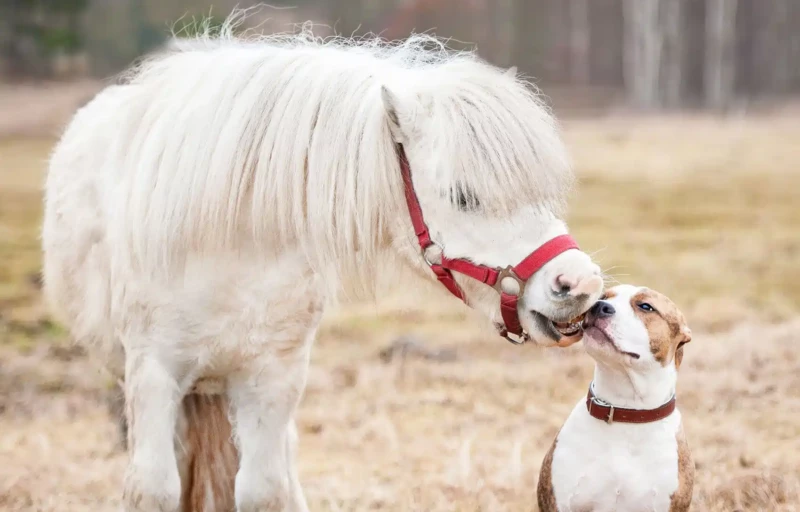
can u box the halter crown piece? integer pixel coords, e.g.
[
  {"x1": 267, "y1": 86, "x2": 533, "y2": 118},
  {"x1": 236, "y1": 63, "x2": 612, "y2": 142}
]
[{"x1": 398, "y1": 145, "x2": 580, "y2": 344}]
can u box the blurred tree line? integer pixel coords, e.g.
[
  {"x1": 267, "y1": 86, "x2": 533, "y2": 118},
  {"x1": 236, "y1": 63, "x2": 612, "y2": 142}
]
[
  {"x1": 0, "y1": 0, "x2": 89, "y2": 77},
  {"x1": 1, "y1": 0, "x2": 798, "y2": 110}
]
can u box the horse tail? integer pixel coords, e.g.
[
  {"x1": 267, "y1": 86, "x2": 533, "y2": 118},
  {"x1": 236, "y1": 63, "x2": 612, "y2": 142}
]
[{"x1": 179, "y1": 392, "x2": 239, "y2": 512}]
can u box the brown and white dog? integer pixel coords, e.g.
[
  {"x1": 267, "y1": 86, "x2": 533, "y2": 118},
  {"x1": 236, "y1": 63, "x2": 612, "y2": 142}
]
[{"x1": 537, "y1": 284, "x2": 694, "y2": 512}]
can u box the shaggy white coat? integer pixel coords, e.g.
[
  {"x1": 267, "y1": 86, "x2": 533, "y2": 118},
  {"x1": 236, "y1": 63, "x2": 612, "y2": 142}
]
[{"x1": 42, "y1": 17, "x2": 602, "y2": 512}]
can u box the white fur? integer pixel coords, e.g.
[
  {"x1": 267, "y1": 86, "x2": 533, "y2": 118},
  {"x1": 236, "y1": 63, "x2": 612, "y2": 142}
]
[
  {"x1": 550, "y1": 401, "x2": 681, "y2": 511},
  {"x1": 548, "y1": 285, "x2": 683, "y2": 511},
  {"x1": 42, "y1": 16, "x2": 602, "y2": 512}
]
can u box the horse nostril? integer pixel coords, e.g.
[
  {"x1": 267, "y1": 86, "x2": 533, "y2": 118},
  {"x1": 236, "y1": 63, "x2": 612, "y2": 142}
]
[
  {"x1": 553, "y1": 274, "x2": 603, "y2": 297},
  {"x1": 591, "y1": 300, "x2": 615, "y2": 318},
  {"x1": 553, "y1": 274, "x2": 576, "y2": 295}
]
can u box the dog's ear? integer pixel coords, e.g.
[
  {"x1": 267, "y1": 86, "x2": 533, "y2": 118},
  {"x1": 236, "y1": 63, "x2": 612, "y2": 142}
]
[{"x1": 674, "y1": 326, "x2": 692, "y2": 370}]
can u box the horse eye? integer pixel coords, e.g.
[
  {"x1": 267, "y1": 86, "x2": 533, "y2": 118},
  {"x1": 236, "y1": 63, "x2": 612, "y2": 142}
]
[
  {"x1": 638, "y1": 302, "x2": 656, "y2": 313},
  {"x1": 451, "y1": 184, "x2": 480, "y2": 211}
]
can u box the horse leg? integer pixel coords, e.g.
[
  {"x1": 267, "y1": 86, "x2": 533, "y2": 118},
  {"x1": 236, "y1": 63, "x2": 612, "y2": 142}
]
[
  {"x1": 228, "y1": 339, "x2": 313, "y2": 512},
  {"x1": 122, "y1": 350, "x2": 184, "y2": 512},
  {"x1": 286, "y1": 420, "x2": 308, "y2": 512}
]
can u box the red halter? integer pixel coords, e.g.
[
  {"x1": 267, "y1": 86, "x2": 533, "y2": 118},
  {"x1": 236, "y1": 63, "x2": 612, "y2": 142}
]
[{"x1": 398, "y1": 145, "x2": 580, "y2": 344}]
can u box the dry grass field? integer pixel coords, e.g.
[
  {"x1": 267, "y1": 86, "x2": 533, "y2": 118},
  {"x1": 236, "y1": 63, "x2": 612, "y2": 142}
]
[{"x1": 1, "y1": 86, "x2": 799, "y2": 511}]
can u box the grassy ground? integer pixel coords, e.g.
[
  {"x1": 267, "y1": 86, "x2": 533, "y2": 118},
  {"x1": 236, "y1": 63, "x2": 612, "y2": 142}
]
[{"x1": 1, "y1": 103, "x2": 799, "y2": 510}]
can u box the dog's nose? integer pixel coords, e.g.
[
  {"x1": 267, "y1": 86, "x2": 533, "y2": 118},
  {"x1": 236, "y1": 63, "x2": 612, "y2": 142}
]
[{"x1": 590, "y1": 300, "x2": 616, "y2": 318}]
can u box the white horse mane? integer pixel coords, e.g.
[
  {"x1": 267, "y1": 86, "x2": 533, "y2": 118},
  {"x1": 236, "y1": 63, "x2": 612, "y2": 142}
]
[{"x1": 104, "y1": 12, "x2": 573, "y2": 298}]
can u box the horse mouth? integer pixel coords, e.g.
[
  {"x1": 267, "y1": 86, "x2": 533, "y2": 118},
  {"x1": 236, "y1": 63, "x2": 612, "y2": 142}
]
[
  {"x1": 552, "y1": 313, "x2": 586, "y2": 337},
  {"x1": 527, "y1": 311, "x2": 588, "y2": 346}
]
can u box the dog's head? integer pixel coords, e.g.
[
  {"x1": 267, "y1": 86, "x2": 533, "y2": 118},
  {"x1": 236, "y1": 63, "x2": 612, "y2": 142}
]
[{"x1": 582, "y1": 284, "x2": 691, "y2": 371}]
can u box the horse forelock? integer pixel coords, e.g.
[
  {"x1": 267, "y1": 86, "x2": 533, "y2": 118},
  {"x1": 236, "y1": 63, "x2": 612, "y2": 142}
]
[
  {"x1": 426, "y1": 64, "x2": 573, "y2": 218},
  {"x1": 102, "y1": 14, "x2": 572, "y2": 300}
]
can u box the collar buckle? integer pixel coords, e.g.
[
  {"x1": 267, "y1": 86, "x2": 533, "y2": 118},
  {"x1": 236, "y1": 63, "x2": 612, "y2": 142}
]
[
  {"x1": 605, "y1": 404, "x2": 615, "y2": 424},
  {"x1": 589, "y1": 395, "x2": 615, "y2": 424}
]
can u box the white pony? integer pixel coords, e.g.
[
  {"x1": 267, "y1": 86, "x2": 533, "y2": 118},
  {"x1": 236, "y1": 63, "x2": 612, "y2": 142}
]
[{"x1": 42, "y1": 20, "x2": 603, "y2": 512}]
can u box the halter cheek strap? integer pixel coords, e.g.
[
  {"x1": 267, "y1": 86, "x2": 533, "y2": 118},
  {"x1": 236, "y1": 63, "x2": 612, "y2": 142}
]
[
  {"x1": 497, "y1": 235, "x2": 580, "y2": 335},
  {"x1": 398, "y1": 145, "x2": 580, "y2": 343}
]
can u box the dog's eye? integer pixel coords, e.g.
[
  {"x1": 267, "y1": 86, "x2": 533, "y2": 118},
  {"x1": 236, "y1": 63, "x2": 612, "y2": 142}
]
[{"x1": 638, "y1": 302, "x2": 656, "y2": 313}]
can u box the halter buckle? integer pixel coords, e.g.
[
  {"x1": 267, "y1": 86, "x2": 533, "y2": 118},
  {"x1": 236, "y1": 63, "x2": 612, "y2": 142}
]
[{"x1": 497, "y1": 326, "x2": 529, "y2": 345}]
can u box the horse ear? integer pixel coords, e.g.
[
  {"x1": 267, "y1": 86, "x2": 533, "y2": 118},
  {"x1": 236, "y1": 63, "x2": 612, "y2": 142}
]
[
  {"x1": 381, "y1": 85, "x2": 409, "y2": 143},
  {"x1": 505, "y1": 66, "x2": 518, "y2": 78}
]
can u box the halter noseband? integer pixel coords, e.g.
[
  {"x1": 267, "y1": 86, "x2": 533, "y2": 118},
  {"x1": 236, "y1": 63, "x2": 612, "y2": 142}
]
[{"x1": 398, "y1": 145, "x2": 580, "y2": 344}]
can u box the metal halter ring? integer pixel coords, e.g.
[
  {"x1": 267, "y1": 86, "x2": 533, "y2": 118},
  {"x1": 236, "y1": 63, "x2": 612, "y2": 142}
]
[
  {"x1": 421, "y1": 243, "x2": 443, "y2": 266},
  {"x1": 492, "y1": 266, "x2": 526, "y2": 297}
]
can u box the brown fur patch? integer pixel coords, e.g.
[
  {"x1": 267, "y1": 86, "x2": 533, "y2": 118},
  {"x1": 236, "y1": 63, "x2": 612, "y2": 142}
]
[
  {"x1": 182, "y1": 394, "x2": 239, "y2": 512},
  {"x1": 630, "y1": 289, "x2": 691, "y2": 367},
  {"x1": 602, "y1": 288, "x2": 618, "y2": 300},
  {"x1": 669, "y1": 425, "x2": 695, "y2": 511},
  {"x1": 537, "y1": 434, "x2": 560, "y2": 512},
  {"x1": 674, "y1": 343, "x2": 686, "y2": 370}
]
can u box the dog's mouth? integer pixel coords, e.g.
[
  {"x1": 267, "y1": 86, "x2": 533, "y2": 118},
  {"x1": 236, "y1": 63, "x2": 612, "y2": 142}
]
[{"x1": 585, "y1": 325, "x2": 640, "y2": 359}]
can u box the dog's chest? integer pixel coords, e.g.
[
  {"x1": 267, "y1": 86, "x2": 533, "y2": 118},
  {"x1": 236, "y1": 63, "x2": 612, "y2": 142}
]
[{"x1": 550, "y1": 402, "x2": 681, "y2": 512}]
